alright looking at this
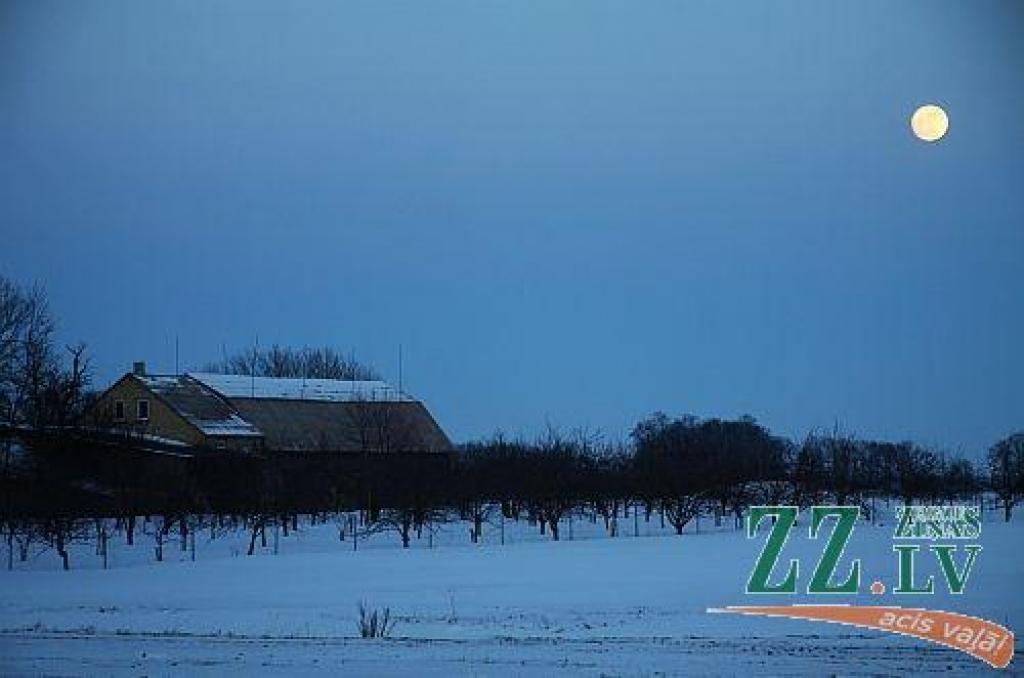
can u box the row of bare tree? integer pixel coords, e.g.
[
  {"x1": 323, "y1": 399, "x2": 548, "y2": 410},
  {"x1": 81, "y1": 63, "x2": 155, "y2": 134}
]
[
  {"x1": 452, "y1": 417, "x2": 1019, "y2": 541},
  {"x1": 2, "y1": 418, "x2": 1021, "y2": 570}
]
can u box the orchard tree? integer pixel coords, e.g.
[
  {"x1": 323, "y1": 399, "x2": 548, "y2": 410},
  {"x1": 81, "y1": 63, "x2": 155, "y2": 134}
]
[{"x1": 989, "y1": 433, "x2": 1024, "y2": 522}]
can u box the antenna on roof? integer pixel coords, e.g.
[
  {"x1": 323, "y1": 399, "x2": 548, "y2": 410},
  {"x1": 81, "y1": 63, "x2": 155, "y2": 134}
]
[
  {"x1": 398, "y1": 343, "x2": 403, "y2": 395},
  {"x1": 251, "y1": 332, "x2": 259, "y2": 397},
  {"x1": 175, "y1": 335, "x2": 180, "y2": 376}
]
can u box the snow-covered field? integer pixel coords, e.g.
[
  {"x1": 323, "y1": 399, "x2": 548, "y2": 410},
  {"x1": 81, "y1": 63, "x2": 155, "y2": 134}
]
[{"x1": 1, "y1": 509, "x2": 1020, "y2": 676}]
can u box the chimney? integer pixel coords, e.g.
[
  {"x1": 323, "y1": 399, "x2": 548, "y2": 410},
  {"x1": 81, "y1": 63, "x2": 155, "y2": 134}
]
[{"x1": 133, "y1": 361, "x2": 146, "y2": 376}]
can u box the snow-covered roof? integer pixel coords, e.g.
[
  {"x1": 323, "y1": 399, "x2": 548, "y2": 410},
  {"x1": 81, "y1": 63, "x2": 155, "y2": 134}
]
[
  {"x1": 136, "y1": 375, "x2": 184, "y2": 390},
  {"x1": 187, "y1": 373, "x2": 414, "y2": 403},
  {"x1": 193, "y1": 413, "x2": 264, "y2": 437}
]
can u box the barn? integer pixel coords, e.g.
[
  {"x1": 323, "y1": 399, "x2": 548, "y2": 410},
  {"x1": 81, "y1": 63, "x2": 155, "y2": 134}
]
[{"x1": 85, "y1": 363, "x2": 452, "y2": 454}]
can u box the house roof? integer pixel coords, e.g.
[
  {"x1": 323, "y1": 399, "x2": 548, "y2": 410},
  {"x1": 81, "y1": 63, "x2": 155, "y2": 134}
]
[{"x1": 135, "y1": 374, "x2": 264, "y2": 437}]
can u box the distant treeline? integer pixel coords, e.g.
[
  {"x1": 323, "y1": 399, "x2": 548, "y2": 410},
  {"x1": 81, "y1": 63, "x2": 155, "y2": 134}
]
[{"x1": 204, "y1": 344, "x2": 379, "y2": 381}]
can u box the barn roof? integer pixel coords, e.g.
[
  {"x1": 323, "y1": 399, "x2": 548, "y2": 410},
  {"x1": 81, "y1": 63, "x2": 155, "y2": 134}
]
[
  {"x1": 187, "y1": 373, "x2": 411, "y2": 402},
  {"x1": 130, "y1": 373, "x2": 450, "y2": 453},
  {"x1": 229, "y1": 398, "x2": 451, "y2": 453}
]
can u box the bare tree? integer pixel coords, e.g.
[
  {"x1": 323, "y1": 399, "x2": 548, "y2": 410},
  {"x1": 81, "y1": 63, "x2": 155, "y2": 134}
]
[
  {"x1": 145, "y1": 515, "x2": 178, "y2": 562},
  {"x1": 204, "y1": 344, "x2": 378, "y2": 381},
  {"x1": 989, "y1": 433, "x2": 1024, "y2": 522},
  {"x1": 0, "y1": 276, "x2": 91, "y2": 429},
  {"x1": 38, "y1": 516, "x2": 87, "y2": 571}
]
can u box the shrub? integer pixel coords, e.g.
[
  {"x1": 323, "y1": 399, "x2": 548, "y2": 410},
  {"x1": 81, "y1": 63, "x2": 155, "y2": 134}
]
[{"x1": 357, "y1": 601, "x2": 395, "y2": 639}]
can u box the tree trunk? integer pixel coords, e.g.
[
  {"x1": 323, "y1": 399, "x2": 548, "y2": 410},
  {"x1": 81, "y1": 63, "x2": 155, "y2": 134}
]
[{"x1": 247, "y1": 526, "x2": 258, "y2": 556}]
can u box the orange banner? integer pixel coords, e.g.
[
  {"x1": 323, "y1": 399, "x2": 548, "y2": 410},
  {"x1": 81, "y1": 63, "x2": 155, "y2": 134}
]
[{"x1": 709, "y1": 605, "x2": 1014, "y2": 669}]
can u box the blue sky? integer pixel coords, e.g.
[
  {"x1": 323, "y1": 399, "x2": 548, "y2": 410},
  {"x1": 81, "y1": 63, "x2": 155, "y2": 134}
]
[{"x1": 1, "y1": 1, "x2": 1021, "y2": 454}]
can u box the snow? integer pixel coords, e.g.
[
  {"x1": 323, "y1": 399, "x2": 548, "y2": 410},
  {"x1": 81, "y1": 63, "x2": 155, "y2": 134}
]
[
  {"x1": 193, "y1": 413, "x2": 264, "y2": 438},
  {"x1": 0, "y1": 508, "x2": 1019, "y2": 674},
  {"x1": 136, "y1": 375, "x2": 185, "y2": 389},
  {"x1": 189, "y1": 373, "x2": 414, "y2": 403},
  {"x1": 138, "y1": 433, "x2": 191, "y2": 448}
]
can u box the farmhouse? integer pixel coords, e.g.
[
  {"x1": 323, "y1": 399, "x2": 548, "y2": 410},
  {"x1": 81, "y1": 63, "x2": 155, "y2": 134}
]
[{"x1": 86, "y1": 363, "x2": 452, "y2": 454}]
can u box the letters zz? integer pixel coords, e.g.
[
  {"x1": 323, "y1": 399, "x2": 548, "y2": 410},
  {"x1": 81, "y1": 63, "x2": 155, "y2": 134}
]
[{"x1": 746, "y1": 507, "x2": 861, "y2": 594}]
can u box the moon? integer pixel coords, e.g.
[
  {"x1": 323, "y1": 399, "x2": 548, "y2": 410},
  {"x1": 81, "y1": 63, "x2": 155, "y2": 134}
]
[{"x1": 911, "y1": 104, "x2": 949, "y2": 142}]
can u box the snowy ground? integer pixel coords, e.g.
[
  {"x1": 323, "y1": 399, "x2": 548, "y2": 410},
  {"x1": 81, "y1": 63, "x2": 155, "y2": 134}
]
[{"x1": 0, "y1": 509, "x2": 1020, "y2": 676}]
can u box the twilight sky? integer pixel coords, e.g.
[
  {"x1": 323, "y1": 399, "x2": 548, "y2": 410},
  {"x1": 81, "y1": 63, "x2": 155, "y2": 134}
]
[{"x1": 1, "y1": 1, "x2": 1021, "y2": 454}]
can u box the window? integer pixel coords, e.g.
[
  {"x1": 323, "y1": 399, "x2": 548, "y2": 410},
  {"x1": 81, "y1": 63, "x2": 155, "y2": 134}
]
[
  {"x1": 113, "y1": 400, "x2": 125, "y2": 422},
  {"x1": 136, "y1": 399, "x2": 150, "y2": 422}
]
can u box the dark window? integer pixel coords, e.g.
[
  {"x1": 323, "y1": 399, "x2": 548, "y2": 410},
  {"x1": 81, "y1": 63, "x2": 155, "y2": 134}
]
[
  {"x1": 137, "y1": 399, "x2": 150, "y2": 421},
  {"x1": 114, "y1": 400, "x2": 125, "y2": 421}
]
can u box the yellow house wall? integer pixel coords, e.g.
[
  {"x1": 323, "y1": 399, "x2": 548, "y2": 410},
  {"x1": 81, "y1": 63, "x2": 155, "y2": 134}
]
[{"x1": 89, "y1": 376, "x2": 206, "y2": 447}]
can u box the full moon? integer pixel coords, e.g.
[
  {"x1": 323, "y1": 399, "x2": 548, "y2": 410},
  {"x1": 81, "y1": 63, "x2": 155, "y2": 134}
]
[{"x1": 911, "y1": 104, "x2": 949, "y2": 142}]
